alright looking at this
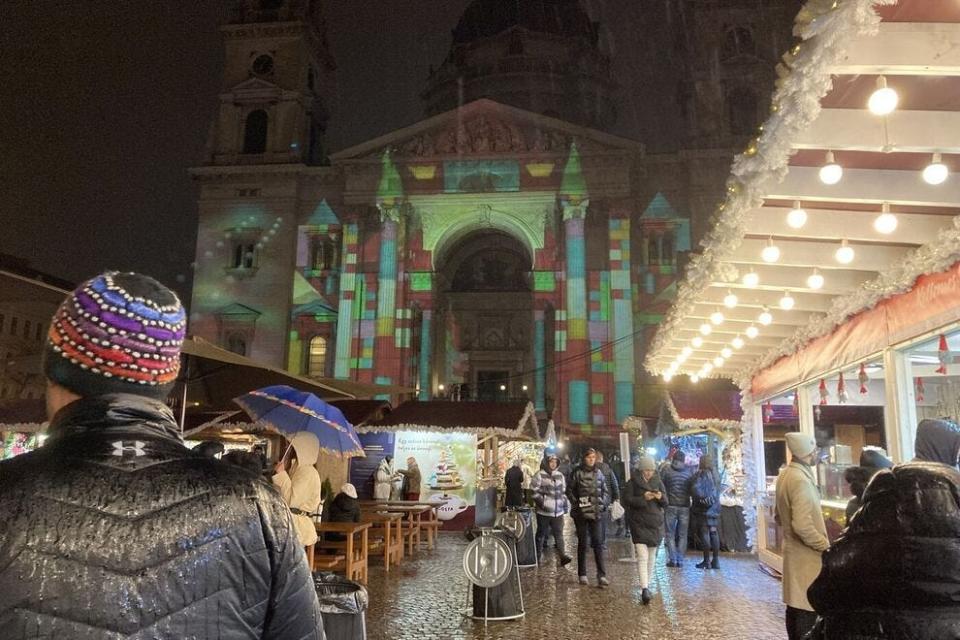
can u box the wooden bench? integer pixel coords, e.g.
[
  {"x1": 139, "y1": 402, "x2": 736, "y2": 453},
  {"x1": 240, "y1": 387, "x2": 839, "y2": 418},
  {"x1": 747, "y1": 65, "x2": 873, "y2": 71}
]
[
  {"x1": 361, "y1": 512, "x2": 404, "y2": 571},
  {"x1": 313, "y1": 553, "x2": 346, "y2": 572},
  {"x1": 420, "y1": 519, "x2": 443, "y2": 550},
  {"x1": 315, "y1": 521, "x2": 371, "y2": 584}
]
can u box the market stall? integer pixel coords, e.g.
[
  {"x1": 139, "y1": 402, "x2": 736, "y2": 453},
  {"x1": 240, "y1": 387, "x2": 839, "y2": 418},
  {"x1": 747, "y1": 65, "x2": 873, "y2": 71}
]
[
  {"x1": 643, "y1": 0, "x2": 960, "y2": 572},
  {"x1": 0, "y1": 398, "x2": 47, "y2": 460}
]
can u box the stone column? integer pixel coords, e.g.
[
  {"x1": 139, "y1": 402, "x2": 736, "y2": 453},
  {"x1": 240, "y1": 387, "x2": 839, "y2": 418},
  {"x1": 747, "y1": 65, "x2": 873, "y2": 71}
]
[
  {"x1": 418, "y1": 309, "x2": 432, "y2": 401},
  {"x1": 334, "y1": 223, "x2": 359, "y2": 378},
  {"x1": 609, "y1": 214, "x2": 635, "y2": 423},
  {"x1": 562, "y1": 198, "x2": 590, "y2": 425},
  {"x1": 373, "y1": 203, "x2": 402, "y2": 384},
  {"x1": 533, "y1": 308, "x2": 546, "y2": 412}
]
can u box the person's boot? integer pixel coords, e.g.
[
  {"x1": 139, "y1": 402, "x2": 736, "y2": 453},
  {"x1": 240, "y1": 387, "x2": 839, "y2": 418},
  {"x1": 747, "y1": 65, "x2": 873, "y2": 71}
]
[
  {"x1": 641, "y1": 588, "x2": 652, "y2": 605},
  {"x1": 578, "y1": 575, "x2": 589, "y2": 585},
  {"x1": 711, "y1": 556, "x2": 720, "y2": 570},
  {"x1": 559, "y1": 554, "x2": 572, "y2": 567},
  {"x1": 598, "y1": 576, "x2": 610, "y2": 588},
  {"x1": 695, "y1": 558, "x2": 710, "y2": 569}
]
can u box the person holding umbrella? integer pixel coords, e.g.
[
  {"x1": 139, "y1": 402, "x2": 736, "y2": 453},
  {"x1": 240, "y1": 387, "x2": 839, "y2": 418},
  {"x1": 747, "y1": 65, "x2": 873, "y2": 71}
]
[{"x1": 272, "y1": 431, "x2": 323, "y2": 561}]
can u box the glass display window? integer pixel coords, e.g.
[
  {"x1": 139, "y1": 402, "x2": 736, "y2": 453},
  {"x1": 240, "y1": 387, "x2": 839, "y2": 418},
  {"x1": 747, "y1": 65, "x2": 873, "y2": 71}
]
[{"x1": 903, "y1": 327, "x2": 960, "y2": 425}]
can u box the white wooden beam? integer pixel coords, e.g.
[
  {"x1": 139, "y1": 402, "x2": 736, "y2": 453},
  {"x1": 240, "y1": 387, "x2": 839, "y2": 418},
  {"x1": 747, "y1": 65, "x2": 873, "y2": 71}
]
[
  {"x1": 732, "y1": 237, "x2": 912, "y2": 272},
  {"x1": 831, "y1": 23, "x2": 960, "y2": 77},
  {"x1": 715, "y1": 263, "x2": 876, "y2": 294},
  {"x1": 694, "y1": 289, "x2": 836, "y2": 313},
  {"x1": 765, "y1": 166, "x2": 960, "y2": 208},
  {"x1": 794, "y1": 109, "x2": 960, "y2": 154},
  {"x1": 743, "y1": 206, "x2": 952, "y2": 245}
]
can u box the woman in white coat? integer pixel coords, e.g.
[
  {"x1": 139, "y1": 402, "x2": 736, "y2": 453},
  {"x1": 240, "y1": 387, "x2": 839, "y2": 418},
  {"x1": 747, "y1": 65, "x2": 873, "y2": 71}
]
[
  {"x1": 374, "y1": 455, "x2": 395, "y2": 500},
  {"x1": 273, "y1": 431, "x2": 323, "y2": 564}
]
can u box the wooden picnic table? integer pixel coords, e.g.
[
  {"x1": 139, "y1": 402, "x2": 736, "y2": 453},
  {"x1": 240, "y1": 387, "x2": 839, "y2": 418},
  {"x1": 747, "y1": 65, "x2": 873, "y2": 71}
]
[
  {"x1": 360, "y1": 501, "x2": 444, "y2": 550},
  {"x1": 360, "y1": 511, "x2": 404, "y2": 570},
  {"x1": 315, "y1": 521, "x2": 371, "y2": 584}
]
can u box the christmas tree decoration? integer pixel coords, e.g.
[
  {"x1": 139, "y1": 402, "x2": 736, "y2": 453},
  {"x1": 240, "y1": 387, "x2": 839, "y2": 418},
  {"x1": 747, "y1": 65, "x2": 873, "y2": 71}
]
[
  {"x1": 858, "y1": 363, "x2": 869, "y2": 395},
  {"x1": 837, "y1": 371, "x2": 848, "y2": 404},
  {"x1": 937, "y1": 334, "x2": 950, "y2": 375},
  {"x1": 915, "y1": 377, "x2": 925, "y2": 403},
  {"x1": 818, "y1": 378, "x2": 829, "y2": 405}
]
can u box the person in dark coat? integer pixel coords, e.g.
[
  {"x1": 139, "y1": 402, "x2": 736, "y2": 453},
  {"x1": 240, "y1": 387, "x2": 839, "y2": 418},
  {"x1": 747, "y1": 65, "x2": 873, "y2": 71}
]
[
  {"x1": 913, "y1": 418, "x2": 960, "y2": 468},
  {"x1": 660, "y1": 449, "x2": 694, "y2": 567},
  {"x1": 194, "y1": 440, "x2": 225, "y2": 459},
  {"x1": 504, "y1": 458, "x2": 525, "y2": 507},
  {"x1": 690, "y1": 455, "x2": 722, "y2": 570},
  {"x1": 621, "y1": 456, "x2": 667, "y2": 605},
  {"x1": 0, "y1": 272, "x2": 323, "y2": 640},
  {"x1": 567, "y1": 448, "x2": 609, "y2": 587},
  {"x1": 222, "y1": 449, "x2": 266, "y2": 477},
  {"x1": 842, "y1": 448, "x2": 893, "y2": 522},
  {"x1": 596, "y1": 451, "x2": 621, "y2": 549},
  {"x1": 531, "y1": 453, "x2": 572, "y2": 566},
  {"x1": 325, "y1": 483, "x2": 361, "y2": 542}
]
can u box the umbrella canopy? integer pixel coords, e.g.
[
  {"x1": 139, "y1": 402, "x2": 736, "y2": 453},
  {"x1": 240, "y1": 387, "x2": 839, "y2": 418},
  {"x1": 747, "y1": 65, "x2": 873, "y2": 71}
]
[{"x1": 234, "y1": 385, "x2": 365, "y2": 459}]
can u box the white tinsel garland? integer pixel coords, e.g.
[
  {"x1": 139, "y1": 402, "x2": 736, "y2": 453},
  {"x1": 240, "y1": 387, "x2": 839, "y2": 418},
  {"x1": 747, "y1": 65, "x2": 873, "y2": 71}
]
[
  {"x1": 738, "y1": 391, "x2": 760, "y2": 551},
  {"x1": 645, "y1": 0, "x2": 894, "y2": 376}
]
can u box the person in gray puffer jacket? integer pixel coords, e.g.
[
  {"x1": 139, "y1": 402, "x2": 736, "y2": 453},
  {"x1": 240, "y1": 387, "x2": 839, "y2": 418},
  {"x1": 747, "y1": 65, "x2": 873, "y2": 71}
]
[{"x1": 531, "y1": 454, "x2": 572, "y2": 567}]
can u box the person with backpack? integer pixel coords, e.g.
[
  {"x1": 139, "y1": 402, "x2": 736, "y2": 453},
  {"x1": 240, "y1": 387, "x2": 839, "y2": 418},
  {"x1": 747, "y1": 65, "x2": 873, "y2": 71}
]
[
  {"x1": 567, "y1": 448, "x2": 609, "y2": 587},
  {"x1": 690, "y1": 454, "x2": 722, "y2": 569}
]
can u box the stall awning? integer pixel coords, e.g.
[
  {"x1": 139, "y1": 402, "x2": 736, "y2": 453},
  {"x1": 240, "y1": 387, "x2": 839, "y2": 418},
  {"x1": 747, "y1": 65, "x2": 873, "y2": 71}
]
[
  {"x1": 646, "y1": 0, "x2": 960, "y2": 396},
  {"x1": 359, "y1": 400, "x2": 538, "y2": 439},
  {"x1": 0, "y1": 399, "x2": 47, "y2": 432}
]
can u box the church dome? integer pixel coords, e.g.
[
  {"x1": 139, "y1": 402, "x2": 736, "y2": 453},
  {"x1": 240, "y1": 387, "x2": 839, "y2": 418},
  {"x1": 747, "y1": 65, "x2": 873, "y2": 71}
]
[{"x1": 451, "y1": 0, "x2": 598, "y2": 46}]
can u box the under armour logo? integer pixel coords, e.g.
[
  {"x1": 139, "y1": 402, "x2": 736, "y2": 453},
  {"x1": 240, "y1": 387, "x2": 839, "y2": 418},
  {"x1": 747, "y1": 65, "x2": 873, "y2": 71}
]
[{"x1": 111, "y1": 440, "x2": 146, "y2": 457}]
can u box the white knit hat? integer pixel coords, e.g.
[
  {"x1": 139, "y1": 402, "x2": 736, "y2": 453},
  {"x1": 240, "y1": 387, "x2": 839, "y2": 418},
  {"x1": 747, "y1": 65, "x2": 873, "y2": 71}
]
[
  {"x1": 786, "y1": 433, "x2": 817, "y2": 459},
  {"x1": 341, "y1": 483, "x2": 358, "y2": 499}
]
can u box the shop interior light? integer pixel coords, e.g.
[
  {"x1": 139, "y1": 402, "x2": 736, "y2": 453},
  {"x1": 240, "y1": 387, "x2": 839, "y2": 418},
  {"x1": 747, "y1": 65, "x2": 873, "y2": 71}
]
[
  {"x1": 721, "y1": 347, "x2": 733, "y2": 359},
  {"x1": 807, "y1": 268, "x2": 824, "y2": 290},
  {"x1": 779, "y1": 291, "x2": 795, "y2": 311},
  {"x1": 438, "y1": 383, "x2": 445, "y2": 391},
  {"x1": 692, "y1": 336, "x2": 704, "y2": 348},
  {"x1": 710, "y1": 309, "x2": 725, "y2": 325},
  {"x1": 663, "y1": 371, "x2": 674, "y2": 382},
  {"x1": 499, "y1": 384, "x2": 507, "y2": 391},
  {"x1": 723, "y1": 290, "x2": 738, "y2": 309},
  {"x1": 677, "y1": 352, "x2": 688, "y2": 363},
  {"x1": 681, "y1": 346, "x2": 693, "y2": 357},
  {"x1": 690, "y1": 374, "x2": 700, "y2": 384},
  {"x1": 522, "y1": 384, "x2": 528, "y2": 391},
  {"x1": 867, "y1": 75, "x2": 898, "y2": 116},
  {"x1": 819, "y1": 151, "x2": 843, "y2": 185},
  {"x1": 786, "y1": 200, "x2": 807, "y2": 229},
  {"x1": 923, "y1": 153, "x2": 949, "y2": 185},
  {"x1": 835, "y1": 238, "x2": 855, "y2": 264},
  {"x1": 699, "y1": 323, "x2": 713, "y2": 336},
  {"x1": 761, "y1": 237, "x2": 781, "y2": 263},
  {"x1": 746, "y1": 325, "x2": 760, "y2": 339},
  {"x1": 713, "y1": 356, "x2": 725, "y2": 368},
  {"x1": 758, "y1": 308, "x2": 773, "y2": 326},
  {"x1": 732, "y1": 335, "x2": 745, "y2": 349},
  {"x1": 742, "y1": 270, "x2": 760, "y2": 288},
  {"x1": 873, "y1": 202, "x2": 898, "y2": 235},
  {"x1": 702, "y1": 363, "x2": 714, "y2": 374}
]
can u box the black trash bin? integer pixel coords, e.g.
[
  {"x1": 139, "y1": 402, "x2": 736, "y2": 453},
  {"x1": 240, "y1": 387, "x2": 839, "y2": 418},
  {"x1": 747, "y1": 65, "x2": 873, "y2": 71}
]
[
  {"x1": 513, "y1": 507, "x2": 537, "y2": 568},
  {"x1": 313, "y1": 572, "x2": 368, "y2": 640}
]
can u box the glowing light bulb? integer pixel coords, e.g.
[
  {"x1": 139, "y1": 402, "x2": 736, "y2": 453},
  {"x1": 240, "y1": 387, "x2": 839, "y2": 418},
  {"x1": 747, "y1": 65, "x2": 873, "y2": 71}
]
[
  {"x1": 820, "y1": 151, "x2": 843, "y2": 185},
  {"x1": 699, "y1": 323, "x2": 713, "y2": 336},
  {"x1": 690, "y1": 374, "x2": 700, "y2": 384},
  {"x1": 761, "y1": 237, "x2": 781, "y2": 263},
  {"x1": 677, "y1": 352, "x2": 688, "y2": 363},
  {"x1": 786, "y1": 201, "x2": 807, "y2": 229},
  {"x1": 721, "y1": 347, "x2": 733, "y2": 359},
  {"x1": 835, "y1": 239, "x2": 855, "y2": 264},
  {"x1": 732, "y1": 336, "x2": 745, "y2": 349},
  {"x1": 681, "y1": 346, "x2": 692, "y2": 357},
  {"x1": 807, "y1": 269, "x2": 824, "y2": 290},
  {"x1": 692, "y1": 336, "x2": 704, "y2": 348},
  {"x1": 522, "y1": 384, "x2": 528, "y2": 391},
  {"x1": 758, "y1": 308, "x2": 773, "y2": 326},
  {"x1": 713, "y1": 356, "x2": 725, "y2": 367},
  {"x1": 499, "y1": 384, "x2": 507, "y2": 391},
  {"x1": 710, "y1": 310, "x2": 725, "y2": 325},
  {"x1": 923, "y1": 153, "x2": 949, "y2": 185},
  {"x1": 723, "y1": 291, "x2": 738, "y2": 309},
  {"x1": 663, "y1": 371, "x2": 673, "y2": 382},
  {"x1": 746, "y1": 325, "x2": 759, "y2": 339},
  {"x1": 867, "y1": 75, "x2": 898, "y2": 116},
  {"x1": 779, "y1": 291, "x2": 795, "y2": 311},
  {"x1": 438, "y1": 384, "x2": 445, "y2": 391},
  {"x1": 703, "y1": 363, "x2": 714, "y2": 374},
  {"x1": 873, "y1": 203, "x2": 898, "y2": 234}
]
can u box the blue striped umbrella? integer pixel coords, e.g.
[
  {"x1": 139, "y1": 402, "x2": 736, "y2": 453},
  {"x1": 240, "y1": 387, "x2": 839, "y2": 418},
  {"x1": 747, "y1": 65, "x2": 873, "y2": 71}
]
[{"x1": 234, "y1": 385, "x2": 365, "y2": 459}]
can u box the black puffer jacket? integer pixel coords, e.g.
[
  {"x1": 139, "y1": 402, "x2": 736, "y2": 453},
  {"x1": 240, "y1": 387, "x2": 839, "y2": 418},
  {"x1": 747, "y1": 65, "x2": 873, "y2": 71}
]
[
  {"x1": 621, "y1": 474, "x2": 668, "y2": 547},
  {"x1": 328, "y1": 492, "x2": 361, "y2": 524},
  {"x1": 567, "y1": 463, "x2": 607, "y2": 521},
  {"x1": 806, "y1": 462, "x2": 960, "y2": 639},
  {"x1": 690, "y1": 469, "x2": 721, "y2": 526},
  {"x1": 660, "y1": 459, "x2": 694, "y2": 507},
  {"x1": 0, "y1": 394, "x2": 324, "y2": 640},
  {"x1": 915, "y1": 418, "x2": 960, "y2": 468}
]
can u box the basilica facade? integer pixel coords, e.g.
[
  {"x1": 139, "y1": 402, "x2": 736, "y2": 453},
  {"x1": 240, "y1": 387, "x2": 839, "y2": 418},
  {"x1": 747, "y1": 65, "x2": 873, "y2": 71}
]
[{"x1": 189, "y1": 0, "x2": 798, "y2": 439}]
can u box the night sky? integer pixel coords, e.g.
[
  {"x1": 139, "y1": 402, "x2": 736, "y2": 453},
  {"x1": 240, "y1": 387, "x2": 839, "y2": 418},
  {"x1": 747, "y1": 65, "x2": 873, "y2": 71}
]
[{"x1": 1, "y1": 1, "x2": 677, "y2": 301}]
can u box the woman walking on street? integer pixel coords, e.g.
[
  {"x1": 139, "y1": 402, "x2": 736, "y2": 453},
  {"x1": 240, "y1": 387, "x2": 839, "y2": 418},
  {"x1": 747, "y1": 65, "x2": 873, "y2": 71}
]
[
  {"x1": 531, "y1": 454, "x2": 573, "y2": 567},
  {"x1": 691, "y1": 455, "x2": 722, "y2": 570},
  {"x1": 567, "y1": 448, "x2": 609, "y2": 587},
  {"x1": 622, "y1": 456, "x2": 667, "y2": 604}
]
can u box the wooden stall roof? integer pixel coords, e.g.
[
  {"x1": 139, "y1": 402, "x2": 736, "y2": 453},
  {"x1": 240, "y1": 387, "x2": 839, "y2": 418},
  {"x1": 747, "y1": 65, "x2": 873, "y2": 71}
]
[{"x1": 360, "y1": 400, "x2": 537, "y2": 439}]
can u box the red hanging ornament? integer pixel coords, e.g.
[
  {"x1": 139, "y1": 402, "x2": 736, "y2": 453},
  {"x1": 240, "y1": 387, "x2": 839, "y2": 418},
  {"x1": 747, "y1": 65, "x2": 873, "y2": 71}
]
[
  {"x1": 858, "y1": 363, "x2": 869, "y2": 395},
  {"x1": 818, "y1": 378, "x2": 829, "y2": 405},
  {"x1": 915, "y1": 377, "x2": 925, "y2": 403},
  {"x1": 763, "y1": 401, "x2": 774, "y2": 422},
  {"x1": 792, "y1": 392, "x2": 799, "y2": 416},
  {"x1": 837, "y1": 371, "x2": 849, "y2": 404},
  {"x1": 936, "y1": 334, "x2": 950, "y2": 375}
]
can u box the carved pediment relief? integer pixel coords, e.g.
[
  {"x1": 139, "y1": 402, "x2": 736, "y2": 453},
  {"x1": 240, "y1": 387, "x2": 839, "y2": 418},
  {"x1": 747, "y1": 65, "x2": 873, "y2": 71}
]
[
  {"x1": 227, "y1": 77, "x2": 283, "y2": 104},
  {"x1": 392, "y1": 115, "x2": 572, "y2": 158}
]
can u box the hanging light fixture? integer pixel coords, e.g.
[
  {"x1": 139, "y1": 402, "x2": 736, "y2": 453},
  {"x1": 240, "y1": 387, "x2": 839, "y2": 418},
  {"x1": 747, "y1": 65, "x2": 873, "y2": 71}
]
[
  {"x1": 699, "y1": 322, "x2": 713, "y2": 336},
  {"x1": 761, "y1": 236, "x2": 781, "y2": 263},
  {"x1": 732, "y1": 335, "x2": 745, "y2": 349},
  {"x1": 677, "y1": 352, "x2": 688, "y2": 364},
  {"x1": 746, "y1": 325, "x2": 760, "y2": 339},
  {"x1": 819, "y1": 151, "x2": 843, "y2": 185},
  {"x1": 923, "y1": 153, "x2": 949, "y2": 185},
  {"x1": 692, "y1": 336, "x2": 704, "y2": 348},
  {"x1": 742, "y1": 269, "x2": 760, "y2": 288},
  {"x1": 710, "y1": 309, "x2": 725, "y2": 325},
  {"x1": 779, "y1": 291, "x2": 795, "y2": 311},
  {"x1": 663, "y1": 371, "x2": 674, "y2": 382},
  {"x1": 807, "y1": 268, "x2": 824, "y2": 290},
  {"x1": 723, "y1": 290, "x2": 739, "y2": 309},
  {"x1": 721, "y1": 347, "x2": 733, "y2": 359},
  {"x1": 786, "y1": 200, "x2": 808, "y2": 229},
  {"x1": 702, "y1": 363, "x2": 714, "y2": 374},
  {"x1": 835, "y1": 238, "x2": 855, "y2": 264},
  {"x1": 690, "y1": 374, "x2": 700, "y2": 384},
  {"x1": 713, "y1": 356, "x2": 725, "y2": 368},
  {"x1": 681, "y1": 346, "x2": 693, "y2": 357},
  {"x1": 758, "y1": 307, "x2": 773, "y2": 326},
  {"x1": 873, "y1": 202, "x2": 898, "y2": 234},
  {"x1": 867, "y1": 75, "x2": 898, "y2": 116}
]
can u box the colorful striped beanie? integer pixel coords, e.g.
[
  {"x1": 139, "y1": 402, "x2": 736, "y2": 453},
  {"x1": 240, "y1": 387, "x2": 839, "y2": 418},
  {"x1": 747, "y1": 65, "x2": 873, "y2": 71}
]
[{"x1": 44, "y1": 272, "x2": 186, "y2": 399}]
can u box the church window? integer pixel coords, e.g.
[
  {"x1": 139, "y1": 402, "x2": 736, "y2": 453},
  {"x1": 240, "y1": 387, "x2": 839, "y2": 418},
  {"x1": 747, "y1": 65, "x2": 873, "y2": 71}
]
[
  {"x1": 308, "y1": 336, "x2": 327, "y2": 378},
  {"x1": 721, "y1": 27, "x2": 755, "y2": 61},
  {"x1": 662, "y1": 230, "x2": 675, "y2": 266},
  {"x1": 232, "y1": 242, "x2": 257, "y2": 269},
  {"x1": 10, "y1": 316, "x2": 18, "y2": 336},
  {"x1": 647, "y1": 234, "x2": 661, "y2": 266},
  {"x1": 0, "y1": 314, "x2": 5, "y2": 333},
  {"x1": 310, "y1": 236, "x2": 338, "y2": 271},
  {"x1": 243, "y1": 109, "x2": 268, "y2": 154},
  {"x1": 35, "y1": 322, "x2": 43, "y2": 342},
  {"x1": 728, "y1": 88, "x2": 758, "y2": 135},
  {"x1": 22, "y1": 320, "x2": 30, "y2": 340},
  {"x1": 307, "y1": 66, "x2": 315, "y2": 91},
  {"x1": 227, "y1": 333, "x2": 247, "y2": 356}
]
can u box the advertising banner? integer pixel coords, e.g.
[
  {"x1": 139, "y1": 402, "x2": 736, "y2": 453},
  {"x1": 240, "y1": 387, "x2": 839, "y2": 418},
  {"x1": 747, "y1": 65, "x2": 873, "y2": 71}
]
[{"x1": 394, "y1": 431, "x2": 477, "y2": 521}]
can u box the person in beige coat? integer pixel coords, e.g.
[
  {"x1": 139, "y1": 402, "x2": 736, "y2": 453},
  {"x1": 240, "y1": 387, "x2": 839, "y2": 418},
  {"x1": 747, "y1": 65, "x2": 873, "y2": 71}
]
[
  {"x1": 775, "y1": 432, "x2": 830, "y2": 640},
  {"x1": 273, "y1": 432, "x2": 323, "y2": 551}
]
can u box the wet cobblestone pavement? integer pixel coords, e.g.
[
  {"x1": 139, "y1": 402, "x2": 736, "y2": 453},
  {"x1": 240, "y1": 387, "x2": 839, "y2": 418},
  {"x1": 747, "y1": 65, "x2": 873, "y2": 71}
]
[{"x1": 364, "y1": 528, "x2": 786, "y2": 640}]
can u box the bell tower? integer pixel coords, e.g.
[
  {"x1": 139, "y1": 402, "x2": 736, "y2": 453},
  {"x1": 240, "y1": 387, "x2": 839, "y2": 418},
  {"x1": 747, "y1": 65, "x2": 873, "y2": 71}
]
[{"x1": 207, "y1": 0, "x2": 335, "y2": 166}]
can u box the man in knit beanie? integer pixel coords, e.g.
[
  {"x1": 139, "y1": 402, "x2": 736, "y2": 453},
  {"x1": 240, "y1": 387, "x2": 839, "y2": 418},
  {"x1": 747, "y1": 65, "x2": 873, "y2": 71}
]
[{"x1": 0, "y1": 272, "x2": 324, "y2": 639}]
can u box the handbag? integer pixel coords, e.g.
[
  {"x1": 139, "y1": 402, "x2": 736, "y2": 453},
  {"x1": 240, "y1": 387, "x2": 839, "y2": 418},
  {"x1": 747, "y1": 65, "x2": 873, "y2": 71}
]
[{"x1": 609, "y1": 499, "x2": 625, "y2": 520}]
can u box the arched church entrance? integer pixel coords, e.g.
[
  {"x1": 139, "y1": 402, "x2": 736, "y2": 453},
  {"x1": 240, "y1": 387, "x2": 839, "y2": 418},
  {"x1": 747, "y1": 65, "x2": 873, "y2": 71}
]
[{"x1": 435, "y1": 229, "x2": 533, "y2": 402}]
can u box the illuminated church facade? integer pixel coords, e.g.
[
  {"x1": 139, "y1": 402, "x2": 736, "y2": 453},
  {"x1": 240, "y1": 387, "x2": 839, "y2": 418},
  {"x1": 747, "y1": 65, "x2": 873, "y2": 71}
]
[{"x1": 189, "y1": 0, "x2": 798, "y2": 438}]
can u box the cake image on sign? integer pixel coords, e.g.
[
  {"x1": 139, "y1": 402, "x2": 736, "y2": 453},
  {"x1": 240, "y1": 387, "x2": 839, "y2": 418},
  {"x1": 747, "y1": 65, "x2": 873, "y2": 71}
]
[{"x1": 430, "y1": 447, "x2": 465, "y2": 490}]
